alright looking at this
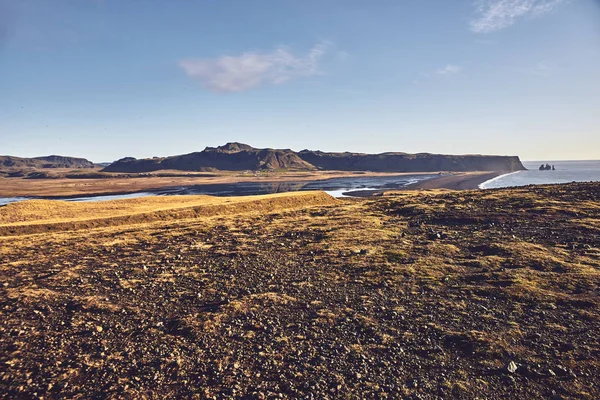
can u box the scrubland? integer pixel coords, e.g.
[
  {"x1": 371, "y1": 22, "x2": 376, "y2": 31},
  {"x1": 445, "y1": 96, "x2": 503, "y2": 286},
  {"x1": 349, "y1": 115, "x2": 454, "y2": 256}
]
[{"x1": 1, "y1": 183, "x2": 599, "y2": 399}]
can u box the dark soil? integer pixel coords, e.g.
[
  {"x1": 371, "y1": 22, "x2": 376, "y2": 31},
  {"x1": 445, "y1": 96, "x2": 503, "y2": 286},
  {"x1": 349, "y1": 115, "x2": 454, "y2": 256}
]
[{"x1": 1, "y1": 182, "x2": 599, "y2": 399}]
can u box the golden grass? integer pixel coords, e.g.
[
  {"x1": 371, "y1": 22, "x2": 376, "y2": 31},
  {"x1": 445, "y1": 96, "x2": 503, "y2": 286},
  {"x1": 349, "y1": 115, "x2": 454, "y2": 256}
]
[{"x1": 0, "y1": 191, "x2": 337, "y2": 236}]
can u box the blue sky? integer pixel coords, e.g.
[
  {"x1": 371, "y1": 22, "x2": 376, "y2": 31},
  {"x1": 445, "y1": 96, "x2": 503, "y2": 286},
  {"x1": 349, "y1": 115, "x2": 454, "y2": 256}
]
[{"x1": 1, "y1": 0, "x2": 599, "y2": 162}]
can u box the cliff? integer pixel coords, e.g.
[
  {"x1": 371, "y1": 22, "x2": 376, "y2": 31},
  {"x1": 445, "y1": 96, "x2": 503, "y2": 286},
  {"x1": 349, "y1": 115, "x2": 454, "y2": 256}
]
[
  {"x1": 297, "y1": 151, "x2": 526, "y2": 173},
  {"x1": 103, "y1": 143, "x2": 526, "y2": 173}
]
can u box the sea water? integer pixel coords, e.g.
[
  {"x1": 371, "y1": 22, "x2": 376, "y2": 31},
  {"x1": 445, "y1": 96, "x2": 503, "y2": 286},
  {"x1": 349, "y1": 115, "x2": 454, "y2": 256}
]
[{"x1": 480, "y1": 160, "x2": 600, "y2": 189}]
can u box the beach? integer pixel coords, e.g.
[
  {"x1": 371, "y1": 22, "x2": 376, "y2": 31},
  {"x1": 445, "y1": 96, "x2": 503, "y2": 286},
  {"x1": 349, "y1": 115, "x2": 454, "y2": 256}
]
[
  {"x1": 402, "y1": 171, "x2": 501, "y2": 190},
  {"x1": 0, "y1": 170, "x2": 438, "y2": 198},
  {"x1": 0, "y1": 171, "x2": 506, "y2": 204}
]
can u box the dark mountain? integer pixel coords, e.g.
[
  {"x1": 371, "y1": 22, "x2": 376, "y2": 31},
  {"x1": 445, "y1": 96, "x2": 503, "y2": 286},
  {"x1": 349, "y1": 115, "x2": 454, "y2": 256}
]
[
  {"x1": 102, "y1": 143, "x2": 315, "y2": 172},
  {"x1": 0, "y1": 155, "x2": 95, "y2": 169},
  {"x1": 102, "y1": 143, "x2": 526, "y2": 173},
  {"x1": 297, "y1": 150, "x2": 526, "y2": 173}
]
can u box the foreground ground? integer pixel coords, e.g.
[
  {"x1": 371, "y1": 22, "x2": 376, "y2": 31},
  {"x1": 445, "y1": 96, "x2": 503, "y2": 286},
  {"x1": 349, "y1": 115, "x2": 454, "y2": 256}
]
[{"x1": 1, "y1": 183, "x2": 599, "y2": 399}]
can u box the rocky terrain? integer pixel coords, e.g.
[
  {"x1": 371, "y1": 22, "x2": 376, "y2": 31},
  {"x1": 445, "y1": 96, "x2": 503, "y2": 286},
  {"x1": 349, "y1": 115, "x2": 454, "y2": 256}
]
[
  {"x1": 102, "y1": 142, "x2": 526, "y2": 174},
  {"x1": 1, "y1": 183, "x2": 599, "y2": 399}
]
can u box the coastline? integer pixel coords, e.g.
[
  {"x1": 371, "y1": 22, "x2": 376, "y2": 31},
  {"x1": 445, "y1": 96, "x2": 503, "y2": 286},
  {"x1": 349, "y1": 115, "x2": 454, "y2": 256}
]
[
  {"x1": 0, "y1": 170, "x2": 517, "y2": 200},
  {"x1": 0, "y1": 170, "x2": 436, "y2": 198},
  {"x1": 477, "y1": 170, "x2": 521, "y2": 189},
  {"x1": 400, "y1": 171, "x2": 502, "y2": 191}
]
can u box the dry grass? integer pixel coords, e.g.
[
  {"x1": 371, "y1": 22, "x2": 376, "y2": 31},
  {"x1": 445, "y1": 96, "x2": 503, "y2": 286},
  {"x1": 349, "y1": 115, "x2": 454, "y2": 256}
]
[
  {"x1": 1, "y1": 183, "x2": 599, "y2": 399},
  {"x1": 0, "y1": 191, "x2": 337, "y2": 235}
]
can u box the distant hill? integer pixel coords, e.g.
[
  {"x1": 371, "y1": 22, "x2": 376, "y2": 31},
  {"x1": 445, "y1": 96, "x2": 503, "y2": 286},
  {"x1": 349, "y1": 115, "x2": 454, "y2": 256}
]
[
  {"x1": 103, "y1": 143, "x2": 315, "y2": 173},
  {"x1": 297, "y1": 150, "x2": 526, "y2": 173},
  {"x1": 0, "y1": 155, "x2": 95, "y2": 170},
  {"x1": 102, "y1": 142, "x2": 526, "y2": 173}
]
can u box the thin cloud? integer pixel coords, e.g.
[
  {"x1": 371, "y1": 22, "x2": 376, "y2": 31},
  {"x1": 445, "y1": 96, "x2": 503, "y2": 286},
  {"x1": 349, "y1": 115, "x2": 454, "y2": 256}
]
[
  {"x1": 335, "y1": 50, "x2": 350, "y2": 62},
  {"x1": 470, "y1": 0, "x2": 569, "y2": 33},
  {"x1": 527, "y1": 61, "x2": 555, "y2": 77},
  {"x1": 436, "y1": 64, "x2": 463, "y2": 75},
  {"x1": 179, "y1": 41, "x2": 331, "y2": 93}
]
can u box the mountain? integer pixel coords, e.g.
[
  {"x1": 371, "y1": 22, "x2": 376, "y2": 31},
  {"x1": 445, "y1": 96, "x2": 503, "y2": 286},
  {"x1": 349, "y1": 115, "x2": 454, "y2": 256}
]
[
  {"x1": 0, "y1": 155, "x2": 95, "y2": 169},
  {"x1": 297, "y1": 150, "x2": 526, "y2": 173},
  {"x1": 102, "y1": 143, "x2": 315, "y2": 172},
  {"x1": 102, "y1": 143, "x2": 526, "y2": 173}
]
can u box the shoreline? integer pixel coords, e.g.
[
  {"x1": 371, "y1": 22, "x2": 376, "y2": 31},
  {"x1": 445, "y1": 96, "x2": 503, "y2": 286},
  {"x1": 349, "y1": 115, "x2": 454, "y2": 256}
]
[
  {"x1": 400, "y1": 171, "x2": 502, "y2": 191},
  {"x1": 477, "y1": 170, "x2": 521, "y2": 189},
  {"x1": 0, "y1": 170, "x2": 518, "y2": 201},
  {"x1": 0, "y1": 170, "x2": 437, "y2": 198}
]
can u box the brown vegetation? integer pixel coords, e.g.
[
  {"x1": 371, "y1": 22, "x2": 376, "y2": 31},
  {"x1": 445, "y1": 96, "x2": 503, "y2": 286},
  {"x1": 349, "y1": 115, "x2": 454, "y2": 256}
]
[
  {"x1": 1, "y1": 183, "x2": 599, "y2": 398},
  {"x1": 0, "y1": 192, "x2": 336, "y2": 236}
]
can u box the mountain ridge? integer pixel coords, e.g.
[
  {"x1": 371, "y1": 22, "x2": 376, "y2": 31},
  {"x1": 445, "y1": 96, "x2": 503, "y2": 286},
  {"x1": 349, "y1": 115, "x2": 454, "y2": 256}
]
[
  {"x1": 102, "y1": 143, "x2": 315, "y2": 172},
  {"x1": 102, "y1": 143, "x2": 526, "y2": 173},
  {"x1": 0, "y1": 155, "x2": 95, "y2": 169}
]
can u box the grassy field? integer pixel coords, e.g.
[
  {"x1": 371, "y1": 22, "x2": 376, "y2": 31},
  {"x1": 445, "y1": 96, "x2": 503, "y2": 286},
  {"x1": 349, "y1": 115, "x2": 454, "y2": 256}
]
[
  {"x1": 0, "y1": 192, "x2": 336, "y2": 235},
  {"x1": 1, "y1": 183, "x2": 599, "y2": 398}
]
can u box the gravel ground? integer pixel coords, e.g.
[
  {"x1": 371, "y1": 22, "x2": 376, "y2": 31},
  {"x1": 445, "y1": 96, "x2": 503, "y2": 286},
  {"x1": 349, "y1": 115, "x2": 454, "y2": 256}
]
[{"x1": 1, "y1": 182, "x2": 599, "y2": 399}]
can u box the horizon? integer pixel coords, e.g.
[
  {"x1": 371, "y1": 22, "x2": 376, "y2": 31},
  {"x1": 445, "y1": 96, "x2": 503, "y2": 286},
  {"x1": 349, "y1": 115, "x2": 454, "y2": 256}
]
[
  {"x1": 3, "y1": 142, "x2": 600, "y2": 165},
  {"x1": 2, "y1": 0, "x2": 599, "y2": 161}
]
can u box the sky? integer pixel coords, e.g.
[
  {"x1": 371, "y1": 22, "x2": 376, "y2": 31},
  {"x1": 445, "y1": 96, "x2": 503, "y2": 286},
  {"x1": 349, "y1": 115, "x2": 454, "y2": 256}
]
[{"x1": 1, "y1": 0, "x2": 599, "y2": 162}]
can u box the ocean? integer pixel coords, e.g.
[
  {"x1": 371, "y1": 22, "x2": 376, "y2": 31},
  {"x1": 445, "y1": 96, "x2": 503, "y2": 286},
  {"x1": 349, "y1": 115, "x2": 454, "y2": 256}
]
[{"x1": 480, "y1": 160, "x2": 600, "y2": 189}]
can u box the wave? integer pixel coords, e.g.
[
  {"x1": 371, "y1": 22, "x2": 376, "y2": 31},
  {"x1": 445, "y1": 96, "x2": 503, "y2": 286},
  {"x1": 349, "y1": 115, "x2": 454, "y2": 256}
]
[{"x1": 478, "y1": 171, "x2": 522, "y2": 189}]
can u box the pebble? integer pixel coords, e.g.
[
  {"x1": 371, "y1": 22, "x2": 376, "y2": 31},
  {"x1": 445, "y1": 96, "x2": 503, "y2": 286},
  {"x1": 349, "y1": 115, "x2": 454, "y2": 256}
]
[{"x1": 507, "y1": 361, "x2": 518, "y2": 374}]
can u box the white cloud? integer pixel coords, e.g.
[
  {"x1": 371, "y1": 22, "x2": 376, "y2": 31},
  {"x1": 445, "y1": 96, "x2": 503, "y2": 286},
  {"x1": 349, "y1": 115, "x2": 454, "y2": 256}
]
[
  {"x1": 179, "y1": 41, "x2": 331, "y2": 93},
  {"x1": 470, "y1": 0, "x2": 569, "y2": 33},
  {"x1": 436, "y1": 64, "x2": 463, "y2": 75}
]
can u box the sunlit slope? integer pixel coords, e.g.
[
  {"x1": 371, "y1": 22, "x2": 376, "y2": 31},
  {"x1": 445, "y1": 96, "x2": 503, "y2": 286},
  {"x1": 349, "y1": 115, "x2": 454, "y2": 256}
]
[{"x1": 0, "y1": 191, "x2": 336, "y2": 236}]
